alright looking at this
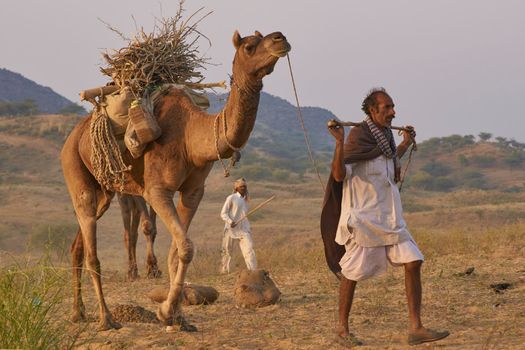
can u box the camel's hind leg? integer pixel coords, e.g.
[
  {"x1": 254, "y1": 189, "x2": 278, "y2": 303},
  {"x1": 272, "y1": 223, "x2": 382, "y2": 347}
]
[
  {"x1": 145, "y1": 187, "x2": 196, "y2": 332},
  {"x1": 134, "y1": 196, "x2": 161, "y2": 278},
  {"x1": 117, "y1": 194, "x2": 139, "y2": 280},
  {"x1": 71, "y1": 228, "x2": 85, "y2": 322},
  {"x1": 69, "y1": 185, "x2": 120, "y2": 330},
  {"x1": 69, "y1": 187, "x2": 116, "y2": 329}
]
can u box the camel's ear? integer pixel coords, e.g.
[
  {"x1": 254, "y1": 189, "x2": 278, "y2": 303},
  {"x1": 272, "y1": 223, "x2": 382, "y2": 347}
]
[
  {"x1": 232, "y1": 30, "x2": 242, "y2": 49},
  {"x1": 254, "y1": 30, "x2": 263, "y2": 38}
]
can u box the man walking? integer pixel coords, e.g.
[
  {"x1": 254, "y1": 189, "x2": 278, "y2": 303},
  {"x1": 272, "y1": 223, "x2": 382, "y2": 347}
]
[
  {"x1": 322, "y1": 88, "x2": 449, "y2": 346},
  {"x1": 220, "y1": 178, "x2": 257, "y2": 274}
]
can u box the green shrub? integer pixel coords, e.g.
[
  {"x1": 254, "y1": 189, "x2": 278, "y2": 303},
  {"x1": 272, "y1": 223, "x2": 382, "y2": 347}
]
[
  {"x1": 432, "y1": 177, "x2": 457, "y2": 191},
  {"x1": 503, "y1": 152, "x2": 524, "y2": 168},
  {"x1": 457, "y1": 154, "x2": 469, "y2": 166},
  {"x1": 409, "y1": 171, "x2": 457, "y2": 191},
  {"x1": 272, "y1": 169, "x2": 292, "y2": 182},
  {"x1": 0, "y1": 256, "x2": 81, "y2": 349},
  {"x1": 410, "y1": 171, "x2": 434, "y2": 190},
  {"x1": 421, "y1": 161, "x2": 451, "y2": 176}
]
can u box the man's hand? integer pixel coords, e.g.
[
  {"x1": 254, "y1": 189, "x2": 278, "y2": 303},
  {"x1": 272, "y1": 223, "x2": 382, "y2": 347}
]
[
  {"x1": 230, "y1": 222, "x2": 237, "y2": 228},
  {"x1": 328, "y1": 123, "x2": 345, "y2": 143},
  {"x1": 401, "y1": 126, "x2": 416, "y2": 145}
]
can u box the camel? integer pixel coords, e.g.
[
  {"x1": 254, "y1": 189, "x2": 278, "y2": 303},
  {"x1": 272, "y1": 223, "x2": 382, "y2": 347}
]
[
  {"x1": 117, "y1": 193, "x2": 161, "y2": 280},
  {"x1": 61, "y1": 30, "x2": 291, "y2": 331}
]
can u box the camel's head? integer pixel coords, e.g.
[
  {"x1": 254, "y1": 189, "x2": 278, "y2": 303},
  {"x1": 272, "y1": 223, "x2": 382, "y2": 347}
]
[{"x1": 231, "y1": 30, "x2": 291, "y2": 88}]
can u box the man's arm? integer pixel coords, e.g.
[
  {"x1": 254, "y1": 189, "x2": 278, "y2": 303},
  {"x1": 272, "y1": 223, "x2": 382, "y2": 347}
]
[
  {"x1": 220, "y1": 197, "x2": 234, "y2": 227},
  {"x1": 396, "y1": 126, "x2": 416, "y2": 159},
  {"x1": 328, "y1": 125, "x2": 346, "y2": 182}
]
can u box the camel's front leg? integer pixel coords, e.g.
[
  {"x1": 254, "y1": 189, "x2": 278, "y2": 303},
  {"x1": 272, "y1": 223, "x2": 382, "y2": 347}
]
[{"x1": 145, "y1": 187, "x2": 196, "y2": 332}]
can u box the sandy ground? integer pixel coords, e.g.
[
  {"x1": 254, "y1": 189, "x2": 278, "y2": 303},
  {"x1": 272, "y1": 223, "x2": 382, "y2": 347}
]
[{"x1": 63, "y1": 252, "x2": 525, "y2": 350}]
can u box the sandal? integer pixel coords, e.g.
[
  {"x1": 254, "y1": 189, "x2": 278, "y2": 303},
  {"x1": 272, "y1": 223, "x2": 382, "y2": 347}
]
[{"x1": 408, "y1": 328, "x2": 449, "y2": 345}]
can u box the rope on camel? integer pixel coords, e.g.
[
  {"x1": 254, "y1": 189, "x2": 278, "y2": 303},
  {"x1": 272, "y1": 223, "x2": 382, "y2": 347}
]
[
  {"x1": 286, "y1": 54, "x2": 325, "y2": 191},
  {"x1": 89, "y1": 109, "x2": 131, "y2": 191}
]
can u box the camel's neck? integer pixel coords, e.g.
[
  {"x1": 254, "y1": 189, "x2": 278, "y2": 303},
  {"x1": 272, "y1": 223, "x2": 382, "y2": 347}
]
[
  {"x1": 193, "y1": 76, "x2": 262, "y2": 164},
  {"x1": 221, "y1": 77, "x2": 262, "y2": 150}
]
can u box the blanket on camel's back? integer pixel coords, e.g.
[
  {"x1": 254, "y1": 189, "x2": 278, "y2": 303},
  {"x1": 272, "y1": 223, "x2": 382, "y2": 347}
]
[{"x1": 320, "y1": 121, "x2": 388, "y2": 276}]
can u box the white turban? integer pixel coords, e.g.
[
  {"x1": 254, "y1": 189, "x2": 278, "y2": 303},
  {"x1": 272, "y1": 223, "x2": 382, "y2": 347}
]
[{"x1": 233, "y1": 178, "x2": 247, "y2": 190}]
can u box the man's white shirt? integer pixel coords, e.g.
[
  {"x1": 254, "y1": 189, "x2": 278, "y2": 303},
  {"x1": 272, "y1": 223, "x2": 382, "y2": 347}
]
[
  {"x1": 221, "y1": 192, "x2": 251, "y2": 238},
  {"x1": 335, "y1": 155, "x2": 412, "y2": 247}
]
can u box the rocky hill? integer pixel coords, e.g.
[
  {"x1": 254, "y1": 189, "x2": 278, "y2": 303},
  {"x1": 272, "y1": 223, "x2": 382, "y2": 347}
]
[
  {"x1": 0, "y1": 68, "x2": 83, "y2": 114},
  {"x1": 403, "y1": 134, "x2": 525, "y2": 192}
]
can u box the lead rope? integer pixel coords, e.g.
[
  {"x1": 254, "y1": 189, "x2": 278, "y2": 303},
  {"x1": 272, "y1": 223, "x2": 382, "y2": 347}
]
[
  {"x1": 214, "y1": 111, "x2": 231, "y2": 177},
  {"x1": 286, "y1": 54, "x2": 325, "y2": 191},
  {"x1": 214, "y1": 109, "x2": 245, "y2": 177},
  {"x1": 397, "y1": 133, "x2": 417, "y2": 192}
]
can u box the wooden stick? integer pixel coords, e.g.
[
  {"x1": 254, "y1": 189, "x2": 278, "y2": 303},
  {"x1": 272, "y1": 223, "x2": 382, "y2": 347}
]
[
  {"x1": 233, "y1": 195, "x2": 275, "y2": 226},
  {"x1": 327, "y1": 119, "x2": 413, "y2": 132},
  {"x1": 184, "y1": 80, "x2": 227, "y2": 89},
  {"x1": 79, "y1": 85, "x2": 119, "y2": 101}
]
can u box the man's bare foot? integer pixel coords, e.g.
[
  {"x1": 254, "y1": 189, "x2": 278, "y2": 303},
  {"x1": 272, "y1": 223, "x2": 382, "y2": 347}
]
[{"x1": 408, "y1": 327, "x2": 449, "y2": 345}]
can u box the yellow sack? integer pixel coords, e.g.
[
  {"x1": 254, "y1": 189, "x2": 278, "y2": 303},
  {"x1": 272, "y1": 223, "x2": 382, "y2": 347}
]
[
  {"x1": 128, "y1": 103, "x2": 162, "y2": 144},
  {"x1": 103, "y1": 87, "x2": 134, "y2": 136}
]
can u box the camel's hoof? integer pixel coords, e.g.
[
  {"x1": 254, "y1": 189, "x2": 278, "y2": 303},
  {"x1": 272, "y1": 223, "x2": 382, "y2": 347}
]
[
  {"x1": 166, "y1": 323, "x2": 198, "y2": 333},
  {"x1": 156, "y1": 306, "x2": 173, "y2": 326},
  {"x1": 71, "y1": 303, "x2": 86, "y2": 323},
  {"x1": 175, "y1": 315, "x2": 197, "y2": 332},
  {"x1": 71, "y1": 310, "x2": 86, "y2": 323},
  {"x1": 97, "y1": 318, "x2": 122, "y2": 331},
  {"x1": 128, "y1": 267, "x2": 139, "y2": 281},
  {"x1": 147, "y1": 265, "x2": 162, "y2": 279},
  {"x1": 128, "y1": 271, "x2": 139, "y2": 281}
]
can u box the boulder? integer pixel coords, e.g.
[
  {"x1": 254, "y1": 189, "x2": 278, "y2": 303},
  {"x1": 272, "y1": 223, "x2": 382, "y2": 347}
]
[{"x1": 234, "y1": 269, "x2": 281, "y2": 308}]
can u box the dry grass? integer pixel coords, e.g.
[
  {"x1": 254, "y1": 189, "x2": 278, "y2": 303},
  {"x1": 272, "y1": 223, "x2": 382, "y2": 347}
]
[
  {"x1": 1, "y1": 117, "x2": 525, "y2": 348},
  {"x1": 2, "y1": 172, "x2": 525, "y2": 349}
]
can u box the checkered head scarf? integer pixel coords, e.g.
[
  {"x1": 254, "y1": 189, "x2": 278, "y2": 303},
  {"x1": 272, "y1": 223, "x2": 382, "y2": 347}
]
[{"x1": 365, "y1": 116, "x2": 401, "y2": 181}]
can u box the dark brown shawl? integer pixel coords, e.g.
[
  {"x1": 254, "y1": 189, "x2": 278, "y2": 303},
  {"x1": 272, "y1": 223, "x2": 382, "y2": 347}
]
[{"x1": 320, "y1": 122, "x2": 393, "y2": 276}]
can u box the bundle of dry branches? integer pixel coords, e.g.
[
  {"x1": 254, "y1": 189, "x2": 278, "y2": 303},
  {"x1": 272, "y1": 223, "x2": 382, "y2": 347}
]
[{"x1": 100, "y1": 2, "x2": 213, "y2": 98}]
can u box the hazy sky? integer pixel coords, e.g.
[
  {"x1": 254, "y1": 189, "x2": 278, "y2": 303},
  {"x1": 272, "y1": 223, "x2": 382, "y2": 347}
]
[{"x1": 1, "y1": 0, "x2": 524, "y2": 141}]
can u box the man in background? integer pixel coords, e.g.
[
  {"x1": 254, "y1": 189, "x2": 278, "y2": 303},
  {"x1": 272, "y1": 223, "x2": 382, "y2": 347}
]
[{"x1": 220, "y1": 178, "x2": 257, "y2": 274}]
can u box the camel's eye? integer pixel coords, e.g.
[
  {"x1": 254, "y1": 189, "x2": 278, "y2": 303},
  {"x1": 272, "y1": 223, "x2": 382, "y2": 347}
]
[{"x1": 244, "y1": 44, "x2": 255, "y2": 55}]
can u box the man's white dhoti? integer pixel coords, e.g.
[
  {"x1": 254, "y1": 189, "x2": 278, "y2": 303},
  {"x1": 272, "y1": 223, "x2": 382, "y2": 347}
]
[
  {"x1": 339, "y1": 239, "x2": 424, "y2": 281},
  {"x1": 221, "y1": 230, "x2": 257, "y2": 274},
  {"x1": 336, "y1": 157, "x2": 424, "y2": 281}
]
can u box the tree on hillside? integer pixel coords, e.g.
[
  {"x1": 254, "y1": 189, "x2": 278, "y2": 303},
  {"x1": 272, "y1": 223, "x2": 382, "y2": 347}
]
[
  {"x1": 508, "y1": 139, "x2": 525, "y2": 150},
  {"x1": 478, "y1": 132, "x2": 492, "y2": 142},
  {"x1": 0, "y1": 99, "x2": 39, "y2": 116},
  {"x1": 58, "y1": 103, "x2": 86, "y2": 116},
  {"x1": 495, "y1": 136, "x2": 507, "y2": 144}
]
